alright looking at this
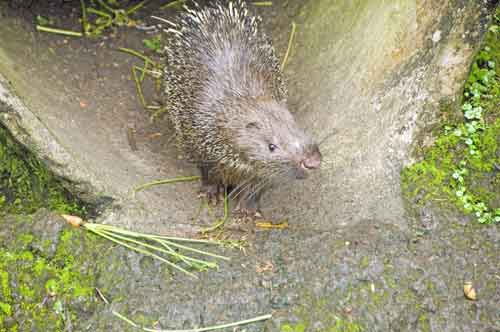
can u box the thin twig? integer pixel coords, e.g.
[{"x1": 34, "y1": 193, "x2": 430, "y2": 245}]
[
  {"x1": 112, "y1": 311, "x2": 272, "y2": 332},
  {"x1": 87, "y1": 7, "x2": 112, "y2": 18},
  {"x1": 126, "y1": 0, "x2": 148, "y2": 15},
  {"x1": 134, "y1": 65, "x2": 163, "y2": 79},
  {"x1": 86, "y1": 227, "x2": 197, "y2": 278},
  {"x1": 132, "y1": 66, "x2": 147, "y2": 107},
  {"x1": 36, "y1": 25, "x2": 83, "y2": 37},
  {"x1": 161, "y1": 239, "x2": 229, "y2": 261},
  {"x1": 252, "y1": 1, "x2": 273, "y2": 6},
  {"x1": 280, "y1": 21, "x2": 297, "y2": 71},
  {"x1": 160, "y1": 0, "x2": 187, "y2": 10},
  {"x1": 80, "y1": 0, "x2": 88, "y2": 35},
  {"x1": 85, "y1": 223, "x2": 229, "y2": 261},
  {"x1": 97, "y1": 0, "x2": 114, "y2": 13},
  {"x1": 134, "y1": 176, "x2": 201, "y2": 193},
  {"x1": 98, "y1": 229, "x2": 217, "y2": 268},
  {"x1": 95, "y1": 287, "x2": 110, "y2": 304},
  {"x1": 150, "y1": 106, "x2": 168, "y2": 121},
  {"x1": 201, "y1": 191, "x2": 229, "y2": 233},
  {"x1": 118, "y1": 47, "x2": 155, "y2": 64}
]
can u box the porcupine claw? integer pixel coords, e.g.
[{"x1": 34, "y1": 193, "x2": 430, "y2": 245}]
[
  {"x1": 234, "y1": 195, "x2": 264, "y2": 221},
  {"x1": 198, "y1": 183, "x2": 224, "y2": 206},
  {"x1": 198, "y1": 163, "x2": 225, "y2": 205}
]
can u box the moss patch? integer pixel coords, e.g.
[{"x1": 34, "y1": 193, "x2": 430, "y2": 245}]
[
  {"x1": 281, "y1": 318, "x2": 363, "y2": 332},
  {"x1": 281, "y1": 319, "x2": 363, "y2": 332},
  {"x1": 402, "y1": 9, "x2": 500, "y2": 224},
  {"x1": 0, "y1": 122, "x2": 87, "y2": 216},
  {"x1": 0, "y1": 215, "x2": 102, "y2": 332},
  {"x1": 280, "y1": 293, "x2": 364, "y2": 332},
  {"x1": 280, "y1": 318, "x2": 363, "y2": 332}
]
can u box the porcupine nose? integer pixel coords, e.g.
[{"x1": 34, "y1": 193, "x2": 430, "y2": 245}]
[{"x1": 301, "y1": 146, "x2": 322, "y2": 170}]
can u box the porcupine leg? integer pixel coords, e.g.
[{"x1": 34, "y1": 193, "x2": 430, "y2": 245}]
[
  {"x1": 234, "y1": 187, "x2": 264, "y2": 220},
  {"x1": 198, "y1": 163, "x2": 224, "y2": 205}
]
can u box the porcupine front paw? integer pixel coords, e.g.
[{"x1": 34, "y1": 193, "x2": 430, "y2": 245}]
[
  {"x1": 234, "y1": 195, "x2": 263, "y2": 220},
  {"x1": 198, "y1": 163, "x2": 225, "y2": 205},
  {"x1": 198, "y1": 183, "x2": 225, "y2": 206}
]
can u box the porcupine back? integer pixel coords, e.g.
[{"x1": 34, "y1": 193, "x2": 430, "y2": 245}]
[{"x1": 163, "y1": 0, "x2": 287, "y2": 168}]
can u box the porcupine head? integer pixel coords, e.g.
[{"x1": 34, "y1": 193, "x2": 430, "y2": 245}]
[{"x1": 164, "y1": 0, "x2": 322, "y2": 210}]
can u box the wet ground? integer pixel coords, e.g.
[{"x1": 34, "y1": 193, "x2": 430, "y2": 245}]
[{"x1": 0, "y1": 0, "x2": 499, "y2": 331}]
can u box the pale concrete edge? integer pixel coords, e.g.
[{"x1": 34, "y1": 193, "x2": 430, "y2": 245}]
[{"x1": 0, "y1": 72, "x2": 107, "y2": 202}]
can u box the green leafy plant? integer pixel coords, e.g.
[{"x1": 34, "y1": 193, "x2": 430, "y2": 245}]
[
  {"x1": 36, "y1": 0, "x2": 147, "y2": 37},
  {"x1": 402, "y1": 10, "x2": 500, "y2": 224},
  {"x1": 143, "y1": 35, "x2": 163, "y2": 52}
]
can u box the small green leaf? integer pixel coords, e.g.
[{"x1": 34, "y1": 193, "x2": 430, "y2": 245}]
[
  {"x1": 36, "y1": 15, "x2": 52, "y2": 26},
  {"x1": 143, "y1": 35, "x2": 162, "y2": 51}
]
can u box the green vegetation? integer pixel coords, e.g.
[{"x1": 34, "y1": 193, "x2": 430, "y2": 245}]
[
  {"x1": 402, "y1": 10, "x2": 500, "y2": 224},
  {"x1": 0, "y1": 225, "x2": 98, "y2": 332},
  {"x1": 0, "y1": 123, "x2": 87, "y2": 216},
  {"x1": 81, "y1": 220, "x2": 231, "y2": 279},
  {"x1": 280, "y1": 318, "x2": 363, "y2": 332},
  {"x1": 280, "y1": 293, "x2": 364, "y2": 332},
  {"x1": 80, "y1": 0, "x2": 146, "y2": 37},
  {"x1": 113, "y1": 311, "x2": 272, "y2": 332},
  {"x1": 36, "y1": 0, "x2": 147, "y2": 37},
  {"x1": 143, "y1": 35, "x2": 163, "y2": 53}
]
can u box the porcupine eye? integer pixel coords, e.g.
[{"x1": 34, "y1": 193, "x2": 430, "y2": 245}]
[{"x1": 268, "y1": 143, "x2": 278, "y2": 152}]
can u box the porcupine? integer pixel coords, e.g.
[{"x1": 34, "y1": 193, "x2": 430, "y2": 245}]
[{"x1": 163, "y1": 0, "x2": 322, "y2": 217}]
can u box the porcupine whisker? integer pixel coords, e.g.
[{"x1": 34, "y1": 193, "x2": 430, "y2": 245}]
[
  {"x1": 245, "y1": 177, "x2": 270, "y2": 202},
  {"x1": 230, "y1": 168, "x2": 277, "y2": 203},
  {"x1": 246, "y1": 171, "x2": 291, "y2": 211},
  {"x1": 228, "y1": 174, "x2": 259, "y2": 201},
  {"x1": 247, "y1": 180, "x2": 270, "y2": 203},
  {"x1": 247, "y1": 169, "x2": 283, "y2": 202}
]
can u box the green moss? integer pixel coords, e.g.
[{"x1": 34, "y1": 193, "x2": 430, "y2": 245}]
[
  {"x1": 359, "y1": 256, "x2": 370, "y2": 269},
  {"x1": 281, "y1": 319, "x2": 363, "y2": 332},
  {"x1": 0, "y1": 227, "x2": 97, "y2": 332},
  {"x1": 18, "y1": 233, "x2": 34, "y2": 246},
  {"x1": 383, "y1": 263, "x2": 398, "y2": 289},
  {"x1": 418, "y1": 313, "x2": 430, "y2": 332},
  {"x1": 327, "y1": 319, "x2": 363, "y2": 332},
  {"x1": 0, "y1": 302, "x2": 11, "y2": 316},
  {"x1": 402, "y1": 10, "x2": 500, "y2": 224},
  {"x1": 0, "y1": 123, "x2": 87, "y2": 216},
  {"x1": 282, "y1": 292, "x2": 365, "y2": 332},
  {"x1": 33, "y1": 259, "x2": 46, "y2": 277},
  {"x1": 44, "y1": 279, "x2": 59, "y2": 295},
  {"x1": 19, "y1": 281, "x2": 35, "y2": 299},
  {"x1": 281, "y1": 322, "x2": 306, "y2": 332}
]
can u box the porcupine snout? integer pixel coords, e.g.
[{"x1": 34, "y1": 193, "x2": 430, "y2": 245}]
[
  {"x1": 301, "y1": 144, "x2": 322, "y2": 170},
  {"x1": 292, "y1": 143, "x2": 321, "y2": 179}
]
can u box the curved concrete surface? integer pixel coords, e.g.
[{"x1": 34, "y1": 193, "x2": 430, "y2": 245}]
[{"x1": 0, "y1": 1, "x2": 489, "y2": 232}]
